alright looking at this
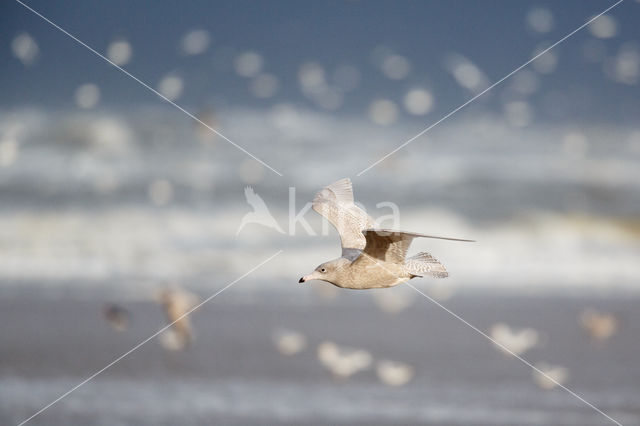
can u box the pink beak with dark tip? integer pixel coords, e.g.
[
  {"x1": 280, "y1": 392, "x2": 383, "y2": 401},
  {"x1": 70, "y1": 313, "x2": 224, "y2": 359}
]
[{"x1": 299, "y1": 275, "x2": 312, "y2": 283}]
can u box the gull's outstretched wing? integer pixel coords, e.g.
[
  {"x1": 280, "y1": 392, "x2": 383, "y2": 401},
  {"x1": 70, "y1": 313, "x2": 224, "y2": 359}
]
[
  {"x1": 312, "y1": 178, "x2": 375, "y2": 252},
  {"x1": 361, "y1": 229, "x2": 474, "y2": 263}
]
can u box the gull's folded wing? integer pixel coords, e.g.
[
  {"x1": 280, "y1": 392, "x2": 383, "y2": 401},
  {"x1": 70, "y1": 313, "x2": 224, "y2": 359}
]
[{"x1": 312, "y1": 178, "x2": 375, "y2": 252}]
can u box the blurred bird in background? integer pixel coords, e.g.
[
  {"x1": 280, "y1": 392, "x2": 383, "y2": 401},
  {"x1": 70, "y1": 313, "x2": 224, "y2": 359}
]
[
  {"x1": 272, "y1": 328, "x2": 308, "y2": 356},
  {"x1": 156, "y1": 287, "x2": 200, "y2": 351},
  {"x1": 317, "y1": 341, "x2": 373, "y2": 380},
  {"x1": 376, "y1": 359, "x2": 415, "y2": 387},
  {"x1": 580, "y1": 308, "x2": 620, "y2": 342},
  {"x1": 490, "y1": 322, "x2": 540, "y2": 356},
  {"x1": 532, "y1": 363, "x2": 569, "y2": 390},
  {"x1": 102, "y1": 303, "x2": 130, "y2": 332}
]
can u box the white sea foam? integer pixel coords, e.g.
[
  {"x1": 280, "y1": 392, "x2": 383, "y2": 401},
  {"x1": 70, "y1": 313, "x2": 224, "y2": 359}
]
[{"x1": 0, "y1": 107, "x2": 638, "y2": 293}]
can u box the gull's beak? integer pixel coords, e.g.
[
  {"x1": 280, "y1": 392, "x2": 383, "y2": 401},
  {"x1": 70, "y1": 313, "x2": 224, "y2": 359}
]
[{"x1": 299, "y1": 274, "x2": 313, "y2": 283}]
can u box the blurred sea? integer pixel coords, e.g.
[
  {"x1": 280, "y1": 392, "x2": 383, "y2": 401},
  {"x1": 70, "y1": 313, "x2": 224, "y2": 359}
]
[{"x1": 0, "y1": 107, "x2": 639, "y2": 295}]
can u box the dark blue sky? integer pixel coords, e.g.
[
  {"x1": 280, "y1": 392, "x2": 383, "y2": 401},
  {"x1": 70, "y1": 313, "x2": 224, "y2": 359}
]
[{"x1": 2, "y1": 0, "x2": 639, "y2": 123}]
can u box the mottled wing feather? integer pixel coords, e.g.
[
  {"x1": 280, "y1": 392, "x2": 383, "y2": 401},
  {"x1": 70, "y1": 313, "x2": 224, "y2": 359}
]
[
  {"x1": 361, "y1": 230, "x2": 417, "y2": 263},
  {"x1": 365, "y1": 228, "x2": 474, "y2": 244},
  {"x1": 362, "y1": 227, "x2": 471, "y2": 269},
  {"x1": 405, "y1": 252, "x2": 448, "y2": 278},
  {"x1": 312, "y1": 178, "x2": 375, "y2": 251}
]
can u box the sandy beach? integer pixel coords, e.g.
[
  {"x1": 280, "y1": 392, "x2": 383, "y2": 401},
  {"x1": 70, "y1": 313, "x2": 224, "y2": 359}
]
[{"x1": 2, "y1": 288, "x2": 638, "y2": 425}]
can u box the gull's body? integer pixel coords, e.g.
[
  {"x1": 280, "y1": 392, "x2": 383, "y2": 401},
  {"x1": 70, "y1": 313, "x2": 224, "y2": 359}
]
[{"x1": 299, "y1": 178, "x2": 473, "y2": 289}]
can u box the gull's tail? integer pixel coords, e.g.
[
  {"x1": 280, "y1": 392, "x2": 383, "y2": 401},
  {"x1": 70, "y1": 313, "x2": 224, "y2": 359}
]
[{"x1": 405, "y1": 252, "x2": 448, "y2": 278}]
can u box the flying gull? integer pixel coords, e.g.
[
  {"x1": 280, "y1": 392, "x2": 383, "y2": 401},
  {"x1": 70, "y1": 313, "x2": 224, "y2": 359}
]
[{"x1": 299, "y1": 178, "x2": 473, "y2": 289}]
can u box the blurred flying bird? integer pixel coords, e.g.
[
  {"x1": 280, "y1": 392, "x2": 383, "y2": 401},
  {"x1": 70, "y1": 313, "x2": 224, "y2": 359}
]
[
  {"x1": 194, "y1": 107, "x2": 218, "y2": 145},
  {"x1": 102, "y1": 303, "x2": 130, "y2": 332},
  {"x1": 156, "y1": 287, "x2": 199, "y2": 351},
  {"x1": 489, "y1": 323, "x2": 539, "y2": 356},
  {"x1": 236, "y1": 186, "x2": 284, "y2": 235},
  {"x1": 532, "y1": 363, "x2": 569, "y2": 390},
  {"x1": 299, "y1": 178, "x2": 474, "y2": 289},
  {"x1": 580, "y1": 308, "x2": 619, "y2": 341},
  {"x1": 376, "y1": 360, "x2": 415, "y2": 387},
  {"x1": 317, "y1": 341, "x2": 373, "y2": 379},
  {"x1": 272, "y1": 328, "x2": 308, "y2": 356}
]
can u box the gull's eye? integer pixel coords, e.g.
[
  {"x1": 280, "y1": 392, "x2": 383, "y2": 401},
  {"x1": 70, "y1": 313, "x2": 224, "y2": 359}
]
[{"x1": 320, "y1": 268, "x2": 326, "y2": 273}]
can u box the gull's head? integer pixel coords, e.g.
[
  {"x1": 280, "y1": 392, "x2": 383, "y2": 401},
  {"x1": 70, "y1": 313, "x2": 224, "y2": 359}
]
[{"x1": 299, "y1": 260, "x2": 344, "y2": 285}]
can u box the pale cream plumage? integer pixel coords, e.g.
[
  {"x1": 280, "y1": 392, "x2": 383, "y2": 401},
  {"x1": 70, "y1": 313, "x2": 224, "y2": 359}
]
[
  {"x1": 311, "y1": 177, "x2": 375, "y2": 254},
  {"x1": 300, "y1": 178, "x2": 473, "y2": 289}
]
